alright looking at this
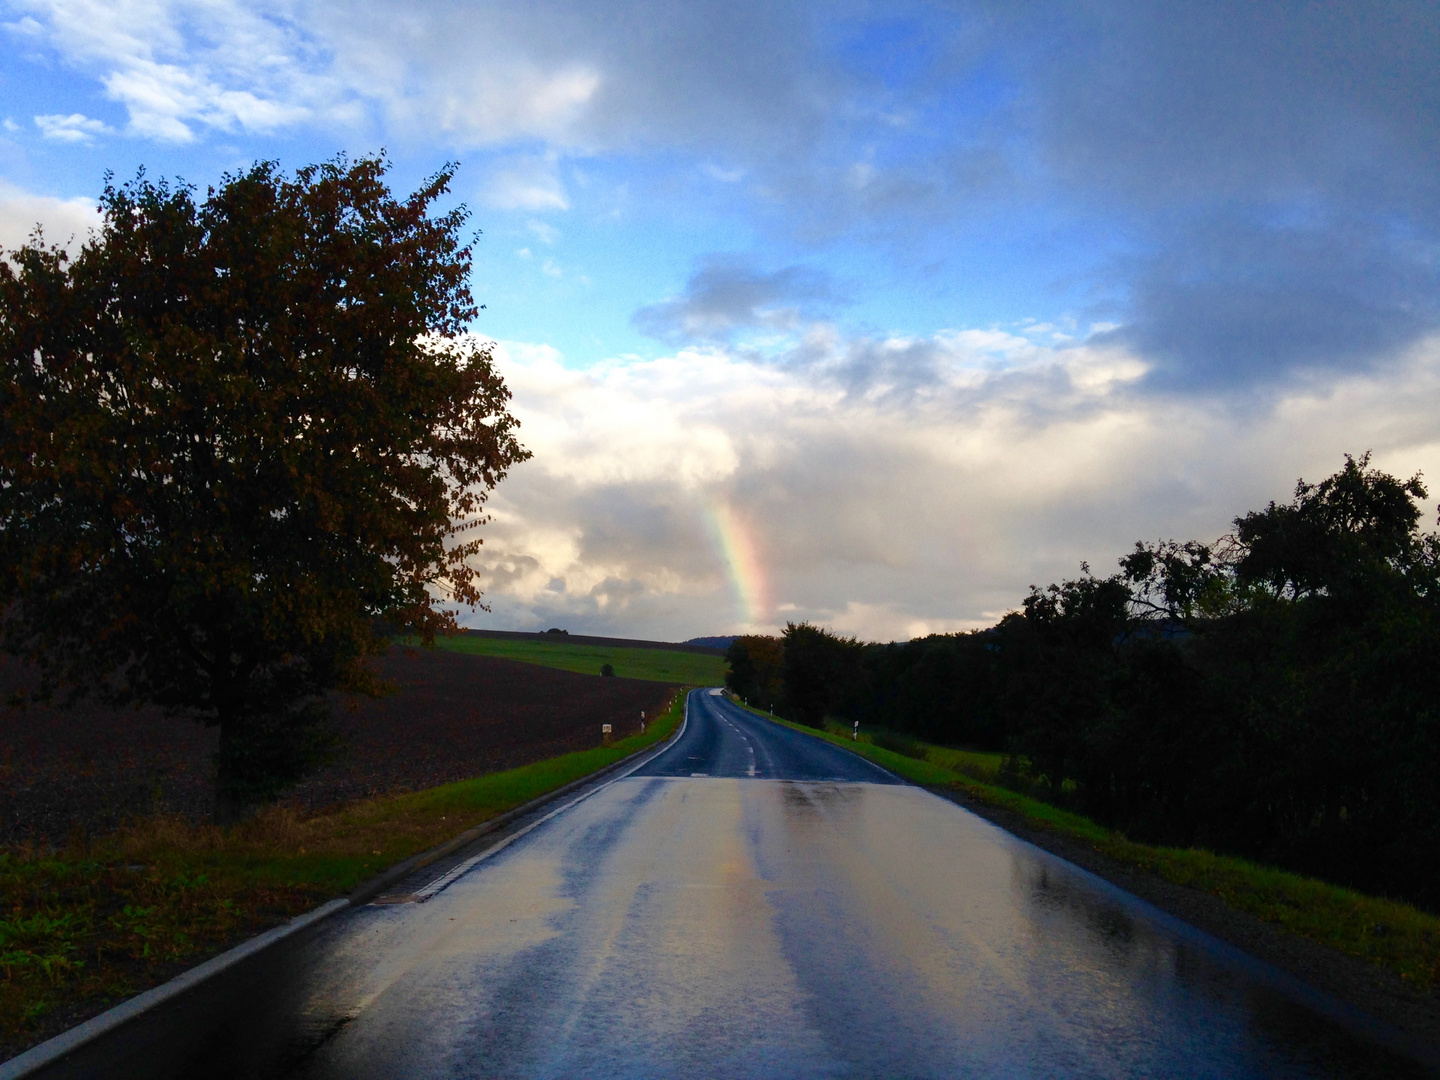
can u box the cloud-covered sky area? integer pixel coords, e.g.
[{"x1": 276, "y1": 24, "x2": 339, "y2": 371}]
[{"x1": 4, "y1": 0, "x2": 1440, "y2": 640}]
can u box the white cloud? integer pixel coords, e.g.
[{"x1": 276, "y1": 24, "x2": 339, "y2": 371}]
[
  {"x1": 12, "y1": 0, "x2": 351, "y2": 142},
  {"x1": 703, "y1": 163, "x2": 745, "y2": 183},
  {"x1": 0, "y1": 178, "x2": 99, "y2": 252},
  {"x1": 9, "y1": 0, "x2": 609, "y2": 147},
  {"x1": 308, "y1": 0, "x2": 825, "y2": 154},
  {"x1": 34, "y1": 111, "x2": 110, "y2": 142},
  {"x1": 411, "y1": 61, "x2": 600, "y2": 146},
  {"x1": 481, "y1": 153, "x2": 569, "y2": 211},
  {"x1": 467, "y1": 329, "x2": 1440, "y2": 641},
  {"x1": 6, "y1": 0, "x2": 825, "y2": 158},
  {"x1": 825, "y1": 603, "x2": 981, "y2": 642}
]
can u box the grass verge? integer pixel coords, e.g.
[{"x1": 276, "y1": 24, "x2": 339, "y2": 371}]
[
  {"x1": 745, "y1": 701, "x2": 1440, "y2": 993},
  {"x1": 422, "y1": 634, "x2": 728, "y2": 685},
  {"x1": 0, "y1": 691, "x2": 686, "y2": 1059}
]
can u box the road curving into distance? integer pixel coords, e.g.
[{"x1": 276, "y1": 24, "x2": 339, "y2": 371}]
[
  {"x1": 633, "y1": 686, "x2": 900, "y2": 783},
  {"x1": 23, "y1": 689, "x2": 1437, "y2": 1079}
]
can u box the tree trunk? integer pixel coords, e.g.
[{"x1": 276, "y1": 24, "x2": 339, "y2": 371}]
[{"x1": 213, "y1": 709, "x2": 246, "y2": 827}]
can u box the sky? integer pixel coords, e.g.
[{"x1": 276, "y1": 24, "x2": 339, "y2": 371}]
[{"x1": 3, "y1": 0, "x2": 1440, "y2": 642}]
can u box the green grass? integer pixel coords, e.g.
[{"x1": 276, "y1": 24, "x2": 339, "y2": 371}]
[
  {"x1": 756, "y1": 702, "x2": 1440, "y2": 992},
  {"x1": 423, "y1": 634, "x2": 728, "y2": 685},
  {"x1": 820, "y1": 719, "x2": 1005, "y2": 782},
  {"x1": 0, "y1": 692, "x2": 687, "y2": 1057}
]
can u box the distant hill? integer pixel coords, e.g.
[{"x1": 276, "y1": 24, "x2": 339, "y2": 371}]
[
  {"x1": 684, "y1": 636, "x2": 739, "y2": 649},
  {"x1": 437, "y1": 629, "x2": 727, "y2": 682},
  {"x1": 461, "y1": 628, "x2": 726, "y2": 655}
]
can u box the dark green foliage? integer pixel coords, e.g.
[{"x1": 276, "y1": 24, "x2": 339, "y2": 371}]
[
  {"x1": 779, "y1": 622, "x2": 865, "y2": 727},
  {"x1": 1231, "y1": 452, "x2": 1427, "y2": 605},
  {"x1": 858, "y1": 633, "x2": 1008, "y2": 748},
  {"x1": 723, "y1": 634, "x2": 783, "y2": 710},
  {"x1": 869, "y1": 730, "x2": 927, "y2": 760},
  {"x1": 997, "y1": 572, "x2": 1133, "y2": 792},
  {"x1": 600, "y1": 663, "x2": 615, "y2": 677},
  {"x1": 724, "y1": 641, "x2": 755, "y2": 698},
  {"x1": 1003, "y1": 458, "x2": 1440, "y2": 908}
]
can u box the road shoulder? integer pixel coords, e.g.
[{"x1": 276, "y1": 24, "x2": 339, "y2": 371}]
[
  {"x1": 0, "y1": 693, "x2": 691, "y2": 1073},
  {"x1": 930, "y1": 783, "x2": 1440, "y2": 1058},
  {"x1": 726, "y1": 698, "x2": 1440, "y2": 1059}
]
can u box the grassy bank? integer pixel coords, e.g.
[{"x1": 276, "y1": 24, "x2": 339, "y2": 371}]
[
  {"x1": 0, "y1": 691, "x2": 686, "y2": 1058},
  {"x1": 747, "y1": 702, "x2": 1440, "y2": 992},
  {"x1": 425, "y1": 634, "x2": 727, "y2": 685}
]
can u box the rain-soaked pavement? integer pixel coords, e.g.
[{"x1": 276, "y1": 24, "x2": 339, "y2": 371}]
[{"x1": 27, "y1": 690, "x2": 1438, "y2": 1078}]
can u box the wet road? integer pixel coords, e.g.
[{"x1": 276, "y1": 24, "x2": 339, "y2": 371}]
[
  {"x1": 633, "y1": 686, "x2": 900, "y2": 783},
  {"x1": 31, "y1": 690, "x2": 1436, "y2": 1078}
]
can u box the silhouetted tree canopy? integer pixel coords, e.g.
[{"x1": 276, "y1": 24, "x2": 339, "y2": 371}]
[
  {"x1": 779, "y1": 622, "x2": 865, "y2": 727},
  {"x1": 775, "y1": 454, "x2": 1440, "y2": 910},
  {"x1": 723, "y1": 634, "x2": 783, "y2": 711},
  {"x1": 0, "y1": 155, "x2": 529, "y2": 818}
]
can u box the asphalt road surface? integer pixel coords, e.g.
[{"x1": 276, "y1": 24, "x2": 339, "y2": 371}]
[{"x1": 28, "y1": 690, "x2": 1436, "y2": 1079}]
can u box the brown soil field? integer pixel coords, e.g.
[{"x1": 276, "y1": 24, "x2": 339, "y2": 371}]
[{"x1": 0, "y1": 646, "x2": 677, "y2": 846}]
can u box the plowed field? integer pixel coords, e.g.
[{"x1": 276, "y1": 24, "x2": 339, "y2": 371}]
[{"x1": 0, "y1": 646, "x2": 676, "y2": 846}]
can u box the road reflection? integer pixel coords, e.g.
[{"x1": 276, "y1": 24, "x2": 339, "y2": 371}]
[
  {"x1": 24, "y1": 763, "x2": 1435, "y2": 1077},
  {"x1": 762, "y1": 780, "x2": 1430, "y2": 1079}
]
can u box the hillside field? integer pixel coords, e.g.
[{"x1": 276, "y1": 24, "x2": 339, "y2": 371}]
[{"x1": 429, "y1": 634, "x2": 728, "y2": 685}]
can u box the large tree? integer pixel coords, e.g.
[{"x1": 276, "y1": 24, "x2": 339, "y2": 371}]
[{"x1": 0, "y1": 156, "x2": 529, "y2": 819}]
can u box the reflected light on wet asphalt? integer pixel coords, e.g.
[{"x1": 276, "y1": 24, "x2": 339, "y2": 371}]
[{"x1": 40, "y1": 690, "x2": 1436, "y2": 1079}]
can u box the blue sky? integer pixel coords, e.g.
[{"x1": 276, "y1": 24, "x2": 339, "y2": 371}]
[{"x1": 4, "y1": 0, "x2": 1440, "y2": 640}]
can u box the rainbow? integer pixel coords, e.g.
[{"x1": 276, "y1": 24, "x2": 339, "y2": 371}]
[{"x1": 706, "y1": 500, "x2": 770, "y2": 627}]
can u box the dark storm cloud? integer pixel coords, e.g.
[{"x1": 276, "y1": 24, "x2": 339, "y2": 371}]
[
  {"x1": 1025, "y1": 1, "x2": 1440, "y2": 209},
  {"x1": 612, "y1": 0, "x2": 1440, "y2": 391},
  {"x1": 25, "y1": 0, "x2": 1440, "y2": 394},
  {"x1": 632, "y1": 257, "x2": 841, "y2": 344},
  {"x1": 1006, "y1": 0, "x2": 1440, "y2": 390},
  {"x1": 1109, "y1": 214, "x2": 1440, "y2": 391}
]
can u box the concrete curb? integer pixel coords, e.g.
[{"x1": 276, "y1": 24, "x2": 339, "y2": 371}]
[
  {"x1": 0, "y1": 899, "x2": 349, "y2": 1080},
  {"x1": 0, "y1": 694, "x2": 692, "y2": 1080}
]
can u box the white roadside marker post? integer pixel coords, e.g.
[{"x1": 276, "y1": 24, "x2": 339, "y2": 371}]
[
  {"x1": 853, "y1": 720, "x2": 859, "y2": 741},
  {"x1": 602, "y1": 723, "x2": 613, "y2": 747},
  {"x1": 640, "y1": 710, "x2": 646, "y2": 734}
]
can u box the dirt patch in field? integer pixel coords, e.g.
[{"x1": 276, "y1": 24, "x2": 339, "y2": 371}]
[
  {"x1": 0, "y1": 646, "x2": 676, "y2": 846},
  {"x1": 289, "y1": 646, "x2": 674, "y2": 810}
]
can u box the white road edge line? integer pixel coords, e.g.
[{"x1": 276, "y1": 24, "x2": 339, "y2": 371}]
[
  {"x1": 0, "y1": 899, "x2": 349, "y2": 1080},
  {"x1": 410, "y1": 691, "x2": 694, "y2": 903},
  {"x1": 0, "y1": 691, "x2": 699, "y2": 1080}
]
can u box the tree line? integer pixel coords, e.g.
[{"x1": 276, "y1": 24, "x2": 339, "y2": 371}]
[{"x1": 727, "y1": 454, "x2": 1440, "y2": 911}]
